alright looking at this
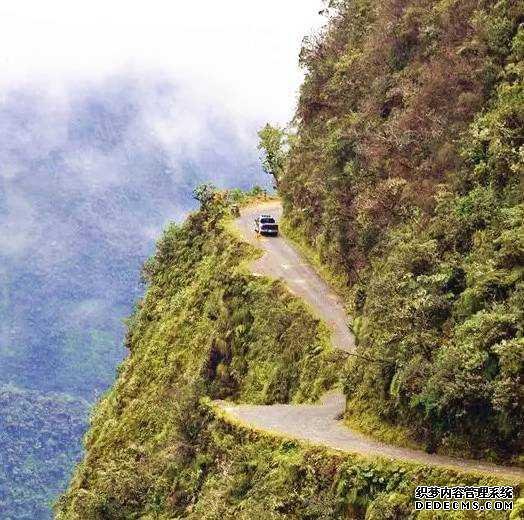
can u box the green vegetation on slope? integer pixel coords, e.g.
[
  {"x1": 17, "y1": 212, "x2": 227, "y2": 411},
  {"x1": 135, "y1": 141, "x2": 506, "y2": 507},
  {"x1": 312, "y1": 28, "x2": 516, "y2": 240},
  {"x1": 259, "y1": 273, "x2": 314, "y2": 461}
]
[
  {"x1": 56, "y1": 198, "x2": 521, "y2": 519},
  {"x1": 0, "y1": 385, "x2": 88, "y2": 520},
  {"x1": 56, "y1": 196, "x2": 344, "y2": 518},
  {"x1": 270, "y1": 0, "x2": 523, "y2": 460}
]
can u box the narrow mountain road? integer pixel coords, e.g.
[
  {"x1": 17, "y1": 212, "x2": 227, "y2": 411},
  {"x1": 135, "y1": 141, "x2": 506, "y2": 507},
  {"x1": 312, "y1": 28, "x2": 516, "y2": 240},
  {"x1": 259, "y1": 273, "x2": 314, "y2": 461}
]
[
  {"x1": 218, "y1": 200, "x2": 524, "y2": 482},
  {"x1": 235, "y1": 200, "x2": 354, "y2": 352}
]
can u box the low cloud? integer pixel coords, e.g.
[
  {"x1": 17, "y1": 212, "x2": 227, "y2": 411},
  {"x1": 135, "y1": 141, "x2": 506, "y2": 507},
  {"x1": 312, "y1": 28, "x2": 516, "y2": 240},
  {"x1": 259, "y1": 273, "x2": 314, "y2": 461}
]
[{"x1": 0, "y1": 74, "x2": 270, "y2": 397}]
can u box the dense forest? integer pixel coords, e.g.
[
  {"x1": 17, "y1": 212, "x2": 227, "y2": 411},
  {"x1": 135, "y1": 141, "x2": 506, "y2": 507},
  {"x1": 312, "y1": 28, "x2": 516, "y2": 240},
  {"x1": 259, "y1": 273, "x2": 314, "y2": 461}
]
[
  {"x1": 273, "y1": 0, "x2": 523, "y2": 460},
  {"x1": 0, "y1": 386, "x2": 88, "y2": 519}
]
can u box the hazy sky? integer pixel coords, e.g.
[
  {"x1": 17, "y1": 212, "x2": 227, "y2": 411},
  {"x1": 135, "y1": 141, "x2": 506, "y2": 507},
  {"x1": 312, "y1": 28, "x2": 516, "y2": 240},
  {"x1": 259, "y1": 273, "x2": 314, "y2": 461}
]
[{"x1": 0, "y1": 0, "x2": 325, "y2": 122}]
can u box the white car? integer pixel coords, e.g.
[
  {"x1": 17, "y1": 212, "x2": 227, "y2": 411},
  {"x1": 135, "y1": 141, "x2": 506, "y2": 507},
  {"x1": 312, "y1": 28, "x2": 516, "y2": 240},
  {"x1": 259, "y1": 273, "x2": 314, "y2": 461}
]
[{"x1": 254, "y1": 214, "x2": 279, "y2": 236}]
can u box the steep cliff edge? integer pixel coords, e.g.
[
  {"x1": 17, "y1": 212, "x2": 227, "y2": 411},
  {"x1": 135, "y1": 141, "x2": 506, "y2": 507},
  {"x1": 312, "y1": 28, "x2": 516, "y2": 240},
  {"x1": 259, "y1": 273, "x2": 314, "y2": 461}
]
[
  {"x1": 55, "y1": 196, "x2": 343, "y2": 518},
  {"x1": 57, "y1": 1, "x2": 523, "y2": 516},
  {"x1": 56, "y1": 196, "x2": 521, "y2": 519}
]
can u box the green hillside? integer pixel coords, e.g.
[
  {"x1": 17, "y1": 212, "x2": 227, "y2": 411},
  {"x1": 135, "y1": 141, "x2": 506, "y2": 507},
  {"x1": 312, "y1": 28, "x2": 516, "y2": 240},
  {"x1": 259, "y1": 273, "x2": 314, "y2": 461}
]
[
  {"x1": 276, "y1": 0, "x2": 523, "y2": 460},
  {"x1": 56, "y1": 196, "x2": 520, "y2": 519}
]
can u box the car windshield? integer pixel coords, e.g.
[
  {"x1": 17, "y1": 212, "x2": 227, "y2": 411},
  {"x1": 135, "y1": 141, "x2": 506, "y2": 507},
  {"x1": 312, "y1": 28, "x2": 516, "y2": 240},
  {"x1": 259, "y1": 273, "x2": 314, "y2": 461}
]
[{"x1": 260, "y1": 217, "x2": 275, "y2": 224}]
